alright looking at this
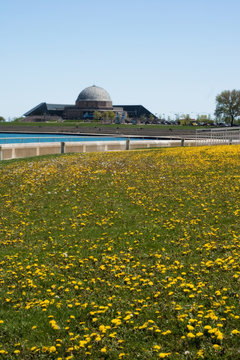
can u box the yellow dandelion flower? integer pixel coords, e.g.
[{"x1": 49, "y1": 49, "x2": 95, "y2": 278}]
[
  {"x1": 111, "y1": 318, "x2": 122, "y2": 326},
  {"x1": 162, "y1": 330, "x2": 171, "y2": 335},
  {"x1": 197, "y1": 349, "x2": 204, "y2": 358},
  {"x1": 99, "y1": 325, "x2": 107, "y2": 333},
  {"x1": 109, "y1": 332, "x2": 117, "y2": 338},
  {"x1": 79, "y1": 340, "x2": 87, "y2": 347},
  {"x1": 187, "y1": 332, "x2": 195, "y2": 338},
  {"x1": 216, "y1": 331, "x2": 223, "y2": 340},
  {"x1": 158, "y1": 353, "x2": 171, "y2": 358},
  {"x1": 204, "y1": 325, "x2": 211, "y2": 330}
]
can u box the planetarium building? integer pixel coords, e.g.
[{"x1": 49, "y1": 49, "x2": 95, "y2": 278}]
[{"x1": 24, "y1": 85, "x2": 155, "y2": 122}]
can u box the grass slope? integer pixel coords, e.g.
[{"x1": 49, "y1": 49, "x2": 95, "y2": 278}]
[
  {"x1": 0, "y1": 121, "x2": 204, "y2": 130},
  {"x1": 0, "y1": 146, "x2": 240, "y2": 359}
]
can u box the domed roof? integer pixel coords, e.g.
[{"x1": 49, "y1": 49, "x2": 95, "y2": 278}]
[{"x1": 76, "y1": 85, "x2": 112, "y2": 102}]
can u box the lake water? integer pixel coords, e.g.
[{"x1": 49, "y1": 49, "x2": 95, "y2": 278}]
[{"x1": 0, "y1": 133, "x2": 141, "y2": 144}]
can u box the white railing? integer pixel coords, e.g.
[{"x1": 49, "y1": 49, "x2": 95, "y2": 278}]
[
  {"x1": 0, "y1": 137, "x2": 77, "y2": 144},
  {"x1": 195, "y1": 127, "x2": 240, "y2": 146},
  {"x1": 0, "y1": 136, "x2": 129, "y2": 144}
]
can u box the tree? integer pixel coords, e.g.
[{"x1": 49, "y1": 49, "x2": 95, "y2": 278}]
[
  {"x1": 196, "y1": 114, "x2": 214, "y2": 126},
  {"x1": 93, "y1": 111, "x2": 102, "y2": 121},
  {"x1": 100, "y1": 111, "x2": 115, "y2": 123},
  {"x1": 140, "y1": 114, "x2": 146, "y2": 123},
  {"x1": 100, "y1": 111, "x2": 108, "y2": 123},
  {"x1": 149, "y1": 114, "x2": 154, "y2": 124},
  {"x1": 107, "y1": 111, "x2": 116, "y2": 124},
  {"x1": 12, "y1": 117, "x2": 24, "y2": 122},
  {"x1": 179, "y1": 114, "x2": 191, "y2": 126},
  {"x1": 0, "y1": 116, "x2": 5, "y2": 122},
  {"x1": 215, "y1": 90, "x2": 240, "y2": 127}
]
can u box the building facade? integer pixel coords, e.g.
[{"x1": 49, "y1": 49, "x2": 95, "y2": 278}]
[{"x1": 24, "y1": 85, "x2": 155, "y2": 122}]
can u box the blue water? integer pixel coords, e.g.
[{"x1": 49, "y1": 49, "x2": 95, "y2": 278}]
[{"x1": 0, "y1": 133, "x2": 139, "y2": 144}]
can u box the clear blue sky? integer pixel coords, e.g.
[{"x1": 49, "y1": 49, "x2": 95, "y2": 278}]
[{"x1": 1, "y1": 0, "x2": 240, "y2": 120}]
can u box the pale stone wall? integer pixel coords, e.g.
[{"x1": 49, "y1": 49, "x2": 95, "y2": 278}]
[
  {"x1": 0, "y1": 143, "x2": 62, "y2": 160},
  {"x1": 14, "y1": 147, "x2": 38, "y2": 158},
  {"x1": 0, "y1": 139, "x2": 195, "y2": 161},
  {"x1": 38, "y1": 145, "x2": 60, "y2": 156},
  {"x1": 64, "y1": 144, "x2": 84, "y2": 153}
]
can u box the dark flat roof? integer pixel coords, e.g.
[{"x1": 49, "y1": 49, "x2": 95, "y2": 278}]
[
  {"x1": 24, "y1": 103, "x2": 73, "y2": 116},
  {"x1": 46, "y1": 103, "x2": 72, "y2": 110}
]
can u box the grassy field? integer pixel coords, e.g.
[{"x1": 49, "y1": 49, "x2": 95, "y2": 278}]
[{"x1": 0, "y1": 146, "x2": 240, "y2": 360}]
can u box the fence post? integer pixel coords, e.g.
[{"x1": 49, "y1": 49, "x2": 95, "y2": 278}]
[
  {"x1": 61, "y1": 142, "x2": 65, "y2": 154},
  {"x1": 126, "y1": 138, "x2": 130, "y2": 150},
  {"x1": 0, "y1": 146, "x2": 2, "y2": 161},
  {"x1": 229, "y1": 138, "x2": 232, "y2": 145},
  {"x1": 181, "y1": 138, "x2": 185, "y2": 147}
]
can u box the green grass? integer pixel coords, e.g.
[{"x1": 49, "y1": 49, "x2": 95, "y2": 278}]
[
  {"x1": 0, "y1": 146, "x2": 240, "y2": 359},
  {"x1": 0, "y1": 121, "x2": 205, "y2": 130}
]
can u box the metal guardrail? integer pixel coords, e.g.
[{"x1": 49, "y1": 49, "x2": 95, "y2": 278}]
[
  {"x1": 195, "y1": 127, "x2": 240, "y2": 146},
  {"x1": 0, "y1": 136, "x2": 134, "y2": 144},
  {"x1": 1, "y1": 129, "x2": 240, "y2": 147},
  {"x1": 0, "y1": 137, "x2": 76, "y2": 144}
]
